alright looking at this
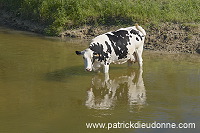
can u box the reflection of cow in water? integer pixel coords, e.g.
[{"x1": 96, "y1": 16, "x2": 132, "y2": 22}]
[{"x1": 85, "y1": 69, "x2": 146, "y2": 110}]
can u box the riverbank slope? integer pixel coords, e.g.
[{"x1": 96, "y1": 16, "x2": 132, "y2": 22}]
[
  {"x1": 1, "y1": 10, "x2": 199, "y2": 54},
  {"x1": 0, "y1": 0, "x2": 199, "y2": 54}
]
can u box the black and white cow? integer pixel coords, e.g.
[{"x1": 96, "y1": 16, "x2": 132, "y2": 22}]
[{"x1": 76, "y1": 24, "x2": 146, "y2": 73}]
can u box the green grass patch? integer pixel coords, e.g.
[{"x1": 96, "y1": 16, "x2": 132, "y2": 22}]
[{"x1": 1, "y1": 0, "x2": 200, "y2": 36}]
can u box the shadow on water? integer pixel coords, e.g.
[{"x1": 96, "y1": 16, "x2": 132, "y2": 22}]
[
  {"x1": 85, "y1": 68, "x2": 146, "y2": 111},
  {"x1": 45, "y1": 65, "x2": 92, "y2": 82},
  {"x1": 44, "y1": 64, "x2": 128, "y2": 82}
]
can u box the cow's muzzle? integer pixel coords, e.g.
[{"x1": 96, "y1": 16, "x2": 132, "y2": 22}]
[{"x1": 85, "y1": 68, "x2": 92, "y2": 72}]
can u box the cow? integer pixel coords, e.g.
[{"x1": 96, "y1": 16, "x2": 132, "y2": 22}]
[{"x1": 75, "y1": 24, "x2": 146, "y2": 73}]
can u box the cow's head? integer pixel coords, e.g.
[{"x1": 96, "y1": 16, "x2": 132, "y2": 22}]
[{"x1": 75, "y1": 48, "x2": 100, "y2": 72}]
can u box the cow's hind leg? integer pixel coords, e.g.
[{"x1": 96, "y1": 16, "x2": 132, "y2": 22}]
[
  {"x1": 136, "y1": 46, "x2": 143, "y2": 68},
  {"x1": 127, "y1": 60, "x2": 133, "y2": 67},
  {"x1": 128, "y1": 53, "x2": 137, "y2": 67}
]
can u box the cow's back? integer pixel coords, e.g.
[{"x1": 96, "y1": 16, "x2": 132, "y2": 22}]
[{"x1": 89, "y1": 26, "x2": 145, "y2": 62}]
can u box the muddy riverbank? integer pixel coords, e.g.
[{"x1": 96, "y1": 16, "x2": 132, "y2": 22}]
[
  {"x1": 0, "y1": 9, "x2": 199, "y2": 54},
  {"x1": 60, "y1": 23, "x2": 200, "y2": 54}
]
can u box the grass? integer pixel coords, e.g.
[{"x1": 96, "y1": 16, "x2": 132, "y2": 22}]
[{"x1": 1, "y1": 0, "x2": 200, "y2": 36}]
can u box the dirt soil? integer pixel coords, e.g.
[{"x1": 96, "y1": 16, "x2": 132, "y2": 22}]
[
  {"x1": 0, "y1": 9, "x2": 199, "y2": 54},
  {"x1": 145, "y1": 23, "x2": 200, "y2": 54}
]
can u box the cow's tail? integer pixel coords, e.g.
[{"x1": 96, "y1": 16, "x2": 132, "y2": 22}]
[{"x1": 135, "y1": 23, "x2": 146, "y2": 36}]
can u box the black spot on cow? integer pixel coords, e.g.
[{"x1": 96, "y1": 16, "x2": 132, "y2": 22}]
[
  {"x1": 130, "y1": 29, "x2": 139, "y2": 35},
  {"x1": 136, "y1": 37, "x2": 139, "y2": 41},
  {"x1": 130, "y1": 29, "x2": 143, "y2": 41},
  {"x1": 105, "y1": 41, "x2": 112, "y2": 54},
  {"x1": 106, "y1": 30, "x2": 130, "y2": 59},
  {"x1": 89, "y1": 43, "x2": 108, "y2": 62}
]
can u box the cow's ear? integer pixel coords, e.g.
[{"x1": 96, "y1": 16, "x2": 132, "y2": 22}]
[
  {"x1": 75, "y1": 51, "x2": 82, "y2": 55},
  {"x1": 93, "y1": 52, "x2": 100, "y2": 57}
]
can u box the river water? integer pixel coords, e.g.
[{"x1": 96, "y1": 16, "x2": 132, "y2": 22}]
[{"x1": 0, "y1": 27, "x2": 199, "y2": 133}]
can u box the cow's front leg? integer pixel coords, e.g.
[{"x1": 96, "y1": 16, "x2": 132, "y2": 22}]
[
  {"x1": 103, "y1": 64, "x2": 110, "y2": 73},
  {"x1": 103, "y1": 56, "x2": 111, "y2": 73}
]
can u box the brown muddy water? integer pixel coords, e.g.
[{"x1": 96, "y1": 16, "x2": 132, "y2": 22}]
[{"x1": 0, "y1": 27, "x2": 200, "y2": 133}]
